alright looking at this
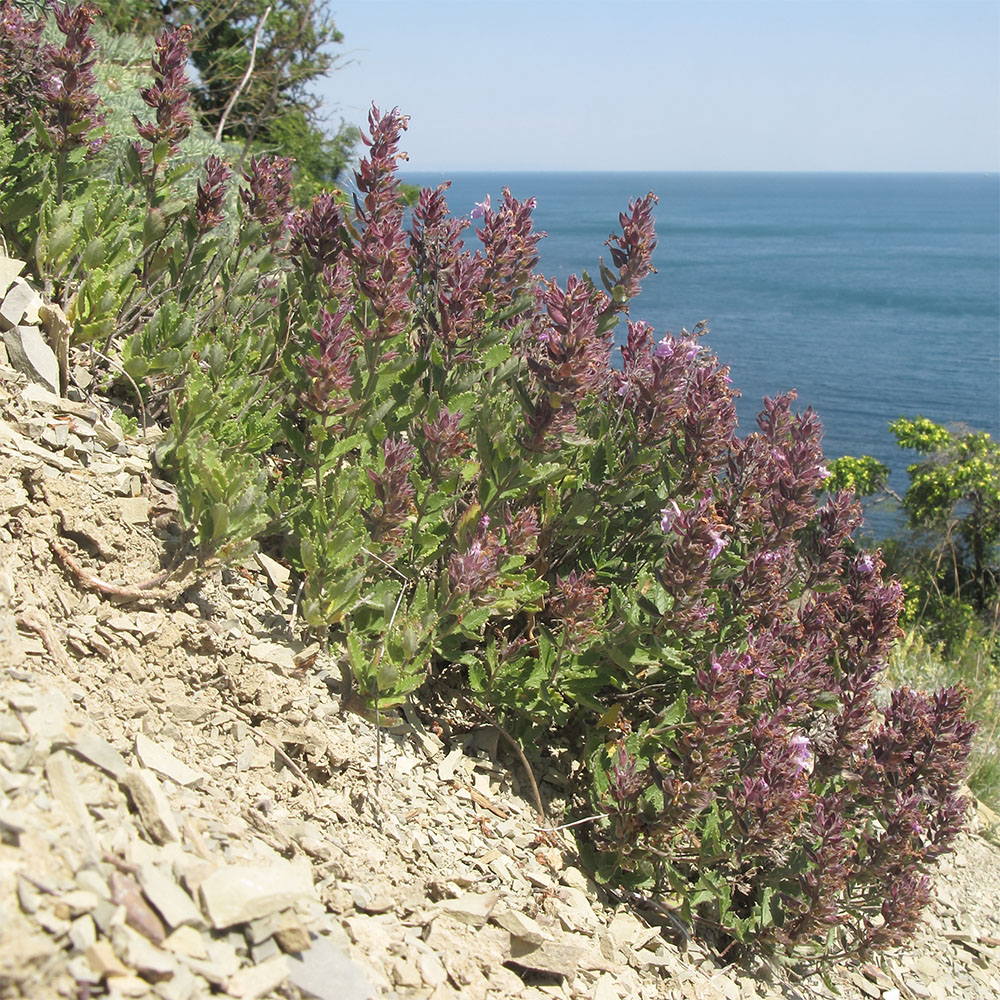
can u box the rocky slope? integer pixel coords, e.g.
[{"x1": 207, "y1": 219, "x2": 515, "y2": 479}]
[{"x1": 0, "y1": 303, "x2": 999, "y2": 1000}]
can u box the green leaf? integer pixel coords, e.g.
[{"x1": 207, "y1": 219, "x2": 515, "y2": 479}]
[{"x1": 480, "y1": 343, "x2": 512, "y2": 368}]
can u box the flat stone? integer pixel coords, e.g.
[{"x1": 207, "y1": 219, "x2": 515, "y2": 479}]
[
  {"x1": 162, "y1": 924, "x2": 208, "y2": 960},
  {"x1": 45, "y1": 751, "x2": 97, "y2": 848},
  {"x1": 0, "y1": 416, "x2": 77, "y2": 470},
  {"x1": 226, "y1": 954, "x2": 289, "y2": 999},
  {"x1": 86, "y1": 940, "x2": 129, "y2": 979},
  {"x1": 508, "y1": 936, "x2": 585, "y2": 978},
  {"x1": 607, "y1": 910, "x2": 645, "y2": 952},
  {"x1": 121, "y1": 768, "x2": 181, "y2": 844},
  {"x1": 69, "y1": 914, "x2": 98, "y2": 952},
  {"x1": 0, "y1": 279, "x2": 39, "y2": 329},
  {"x1": 0, "y1": 807, "x2": 28, "y2": 838},
  {"x1": 17, "y1": 875, "x2": 41, "y2": 914},
  {"x1": 286, "y1": 935, "x2": 375, "y2": 1000},
  {"x1": 104, "y1": 973, "x2": 151, "y2": 996},
  {"x1": 254, "y1": 552, "x2": 291, "y2": 588},
  {"x1": 199, "y1": 858, "x2": 315, "y2": 929},
  {"x1": 116, "y1": 495, "x2": 150, "y2": 524},
  {"x1": 60, "y1": 889, "x2": 100, "y2": 915},
  {"x1": 0, "y1": 713, "x2": 27, "y2": 743},
  {"x1": 94, "y1": 419, "x2": 124, "y2": 448},
  {"x1": 4, "y1": 324, "x2": 58, "y2": 392},
  {"x1": 19, "y1": 690, "x2": 72, "y2": 740},
  {"x1": 350, "y1": 883, "x2": 394, "y2": 914},
  {"x1": 492, "y1": 908, "x2": 549, "y2": 945},
  {"x1": 247, "y1": 641, "x2": 297, "y2": 672},
  {"x1": 70, "y1": 732, "x2": 129, "y2": 780},
  {"x1": 106, "y1": 614, "x2": 136, "y2": 633},
  {"x1": 67, "y1": 954, "x2": 102, "y2": 986},
  {"x1": 137, "y1": 863, "x2": 205, "y2": 929},
  {"x1": 132, "y1": 611, "x2": 161, "y2": 640},
  {"x1": 435, "y1": 890, "x2": 500, "y2": 927},
  {"x1": 273, "y1": 917, "x2": 312, "y2": 954},
  {"x1": 40, "y1": 422, "x2": 69, "y2": 450},
  {"x1": 850, "y1": 971, "x2": 882, "y2": 998},
  {"x1": 556, "y1": 885, "x2": 598, "y2": 932},
  {"x1": 135, "y1": 733, "x2": 206, "y2": 788},
  {"x1": 0, "y1": 254, "x2": 25, "y2": 298},
  {"x1": 915, "y1": 956, "x2": 943, "y2": 980},
  {"x1": 438, "y1": 744, "x2": 467, "y2": 781},
  {"x1": 110, "y1": 870, "x2": 168, "y2": 944},
  {"x1": 151, "y1": 964, "x2": 200, "y2": 1000},
  {"x1": 112, "y1": 923, "x2": 178, "y2": 981}
]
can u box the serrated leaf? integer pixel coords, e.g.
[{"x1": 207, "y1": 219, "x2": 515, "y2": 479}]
[{"x1": 480, "y1": 342, "x2": 512, "y2": 368}]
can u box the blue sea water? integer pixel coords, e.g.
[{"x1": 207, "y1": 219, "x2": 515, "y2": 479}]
[{"x1": 402, "y1": 172, "x2": 1000, "y2": 537}]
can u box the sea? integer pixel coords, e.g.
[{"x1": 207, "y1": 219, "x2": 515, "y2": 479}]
[{"x1": 401, "y1": 172, "x2": 1000, "y2": 539}]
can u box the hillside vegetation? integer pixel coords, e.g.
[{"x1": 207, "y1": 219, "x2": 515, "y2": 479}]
[{"x1": 0, "y1": 0, "x2": 991, "y2": 972}]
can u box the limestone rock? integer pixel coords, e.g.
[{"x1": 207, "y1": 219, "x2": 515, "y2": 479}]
[
  {"x1": 134, "y1": 733, "x2": 206, "y2": 788},
  {"x1": 508, "y1": 935, "x2": 585, "y2": 978},
  {"x1": 4, "y1": 325, "x2": 58, "y2": 393},
  {"x1": 121, "y1": 768, "x2": 181, "y2": 844},
  {"x1": 137, "y1": 863, "x2": 205, "y2": 930},
  {"x1": 0, "y1": 279, "x2": 41, "y2": 329},
  {"x1": 0, "y1": 254, "x2": 25, "y2": 298},
  {"x1": 434, "y1": 889, "x2": 499, "y2": 927},
  {"x1": 226, "y1": 954, "x2": 289, "y2": 1000},
  {"x1": 69, "y1": 732, "x2": 129, "y2": 781},
  {"x1": 286, "y1": 935, "x2": 375, "y2": 1000},
  {"x1": 199, "y1": 858, "x2": 315, "y2": 929},
  {"x1": 491, "y1": 908, "x2": 548, "y2": 945}
]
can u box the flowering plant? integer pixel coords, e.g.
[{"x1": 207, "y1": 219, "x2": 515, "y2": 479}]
[{"x1": 0, "y1": 7, "x2": 974, "y2": 965}]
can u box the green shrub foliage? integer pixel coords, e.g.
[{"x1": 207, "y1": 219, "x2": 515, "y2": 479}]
[{"x1": 0, "y1": 2, "x2": 976, "y2": 966}]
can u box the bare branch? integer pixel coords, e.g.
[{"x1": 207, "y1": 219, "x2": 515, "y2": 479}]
[{"x1": 214, "y1": 4, "x2": 272, "y2": 143}]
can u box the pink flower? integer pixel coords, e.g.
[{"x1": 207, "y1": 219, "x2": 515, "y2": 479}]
[
  {"x1": 789, "y1": 733, "x2": 814, "y2": 774},
  {"x1": 660, "y1": 500, "x2": 680, "y2": 534},
  {"x1": 653, "y1": 335, "x2": 699, "y2": 361},
  {"x1": 470, "y1": 194, "x2": 491, "y2": 220},
  {"x1": 707, "y1": 529, "x2": 727, "y2": 560}
]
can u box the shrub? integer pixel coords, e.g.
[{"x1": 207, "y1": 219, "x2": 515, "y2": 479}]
[{"x1": 0, "y1": 3, "x2": 976, "y2": 967}]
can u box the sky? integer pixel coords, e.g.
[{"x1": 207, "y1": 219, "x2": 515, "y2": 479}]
[{"x1": 317, "y1": 0, "x2": 1000, "y2": 173}]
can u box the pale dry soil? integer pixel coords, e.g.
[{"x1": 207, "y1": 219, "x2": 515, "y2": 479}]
[{"x1": 1, "y1": 365, "x2": 999, "y2": 1000}]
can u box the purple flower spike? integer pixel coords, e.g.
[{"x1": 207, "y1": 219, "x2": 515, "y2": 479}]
[
  {"x1": 42, "y1": 2, "x2": 106, "y2": 155},
  {"x1": 194, "y1": 155, "x2": 230, "y2": 233},
  {"x1": 133, "y1": 26, "x2": 192, "y2": 157}
]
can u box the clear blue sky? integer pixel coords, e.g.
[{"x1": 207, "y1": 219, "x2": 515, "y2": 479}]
[{"x1": 318, "y1": 0, "x2": 1000, "y2": 172}]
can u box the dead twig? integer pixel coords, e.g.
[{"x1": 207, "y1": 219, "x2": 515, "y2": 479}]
[
  {"x1": 215, "y1": 700, "x2": 320, "y2": 812},
  {"x1": 17, "y1": 608, "x2": 72, "y2": 672},
  {"x1": 49, "y1": 539, "x2": 171, "y2": 602},
  {"x1": 215, "y1": 6, "x2": 271, "y2": 142},
  {"x1": 461, "y1": 783, "x2": 509, "y2": 819},
  {"x1": 100, "y1": 852, "x2": 140, "y2": 875},
  {"x1": 460, "y1": 697, "x2": 546, "y2": 826},
  {"x1": 253, "y1": 727, "x2": 319, "y2": 811}
]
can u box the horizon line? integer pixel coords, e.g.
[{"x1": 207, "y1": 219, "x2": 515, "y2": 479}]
[{"x1": 401, "y1": 168, "x2": 1000, "y2": 176}]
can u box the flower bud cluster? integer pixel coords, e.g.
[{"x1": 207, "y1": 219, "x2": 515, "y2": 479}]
[
  {"x1": 133, "y1": 26, "x2": 192, "y2": 158},
  {"x1": 42, "y1": 2, "x2": 106, "y2": 155},
  {"x1": 240, "y1": 154, "x2": 294, "y2": 244},
  {"x1": 364, "y1": 436, "x2": 416, "y2": 549},
  {"x1": 0, "y1": 1, "x2": 45, "y2": 135}
]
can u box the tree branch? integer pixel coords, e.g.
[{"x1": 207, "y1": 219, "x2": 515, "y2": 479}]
[{"x1": 214, "y1": 4, "x2": 272, "y2": 143}]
